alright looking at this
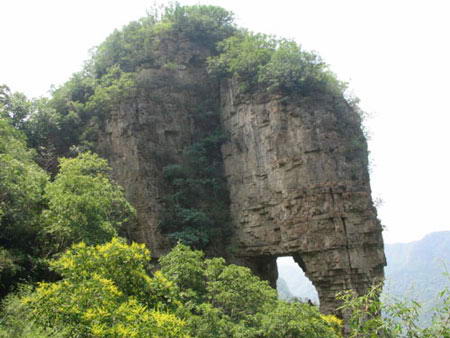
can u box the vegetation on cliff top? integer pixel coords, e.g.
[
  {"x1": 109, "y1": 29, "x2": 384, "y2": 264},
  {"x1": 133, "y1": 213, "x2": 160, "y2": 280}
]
[
  {"x1": 6, "y1": 4, "x2": 445, "y2": 337},
  {"x1": 4, "y1": 2, "x2": 347, "y2": 165},
  {"x1": 208, "y1": 31, "x2": 345, "y2": 96},
  {"x1": 1, "y1": 3, "x2": 353, "y2": 249}
]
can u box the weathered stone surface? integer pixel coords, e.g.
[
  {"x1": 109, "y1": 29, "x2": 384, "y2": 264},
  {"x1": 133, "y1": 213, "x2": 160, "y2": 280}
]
[
  {"x1": 221, "y1": 81, "x2": 385, "y2": 314},
  {"x1": 97, "y1": 36, "x2": 219, "y2": 257},
  {"x1": 97, "y1": 40, "x2": 385, "y2": 316}
]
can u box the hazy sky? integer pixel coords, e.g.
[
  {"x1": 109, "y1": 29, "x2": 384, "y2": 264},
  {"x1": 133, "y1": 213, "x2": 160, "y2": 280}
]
[{"x1": 1, "y1": 0, "x2": 449, "y2": 244}]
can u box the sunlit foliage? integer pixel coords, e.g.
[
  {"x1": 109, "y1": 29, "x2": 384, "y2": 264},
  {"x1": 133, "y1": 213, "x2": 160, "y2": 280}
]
[
  {"x1": 42, "y1": 152, "x2": 135, "y2": 252},
  {"x1": 9, "y1": 239, "x2": 187, "y2": 337},
  {"x1": 208, "y1": 31, "x2": 346, "y2": 95},
  {"x1": 160, "y1": 243, "x2": 340, "y2": 337}
]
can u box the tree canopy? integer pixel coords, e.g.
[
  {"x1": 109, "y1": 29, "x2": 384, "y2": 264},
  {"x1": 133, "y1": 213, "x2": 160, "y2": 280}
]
[
  {"x1": 42, "y1": 152, "x2": 135, "y2": 252},
  {"x1": 1, "y1": 241, "x2": 341, "y2": 337}
]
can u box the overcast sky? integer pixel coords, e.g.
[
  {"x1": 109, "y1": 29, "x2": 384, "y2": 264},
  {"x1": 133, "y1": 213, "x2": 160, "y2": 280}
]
[{"x1": 1, "y1": 0, "x2": 449, "y2": 244}]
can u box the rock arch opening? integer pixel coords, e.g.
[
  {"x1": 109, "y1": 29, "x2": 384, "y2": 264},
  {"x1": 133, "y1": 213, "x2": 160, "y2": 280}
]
[{"x1": 276, "y1": 256, "x2": 319, "y2": 304}]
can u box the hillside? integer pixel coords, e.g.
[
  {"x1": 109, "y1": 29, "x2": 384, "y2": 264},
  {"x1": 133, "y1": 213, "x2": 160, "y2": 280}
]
[{"x1": 384, "y1": 231, "x2": 450, "y2": 325}]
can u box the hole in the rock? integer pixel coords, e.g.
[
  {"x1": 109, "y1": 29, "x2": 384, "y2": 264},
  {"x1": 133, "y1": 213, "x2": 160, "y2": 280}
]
[{"x1": 276, "y1": 256, "x2": 319, "y2": 305}]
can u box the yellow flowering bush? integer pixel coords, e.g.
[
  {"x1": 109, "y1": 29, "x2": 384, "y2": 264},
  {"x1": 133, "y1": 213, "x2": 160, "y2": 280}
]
[{"x1": 18, "y1": 238, "x2": 187, "y2": 337}]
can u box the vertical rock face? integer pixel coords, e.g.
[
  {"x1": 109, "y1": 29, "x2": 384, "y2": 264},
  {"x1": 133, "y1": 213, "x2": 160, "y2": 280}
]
[
  {"x1": 96, "y1": 36, "x2": 219, "y2": 257},
  {"x1": 220, "y1": 82, "x2": 386, "y2": 314},
  {"x1": 97, "y1": 40, "x2": 385, "y2": 315}
]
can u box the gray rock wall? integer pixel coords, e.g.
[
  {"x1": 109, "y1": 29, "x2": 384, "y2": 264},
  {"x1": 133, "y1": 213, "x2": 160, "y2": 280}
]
[
  {"x1": 97, "y1": 36, "x2": 219, "y2": 256},
  {"x1": 220, "y1": 81, "x2": 385, "y2": 314},
  {"x1": 97, "y1": 45, "x2": 385, "y2": 315}
]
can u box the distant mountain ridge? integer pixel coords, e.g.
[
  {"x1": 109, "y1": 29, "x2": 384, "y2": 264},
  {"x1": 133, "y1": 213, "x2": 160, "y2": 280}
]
[
  {"x1": 383, "y1": 231, "x2": 450, "y2": 325},
  {"x1": 277, "y1": 231, "x2": 450, "y2": 324}
]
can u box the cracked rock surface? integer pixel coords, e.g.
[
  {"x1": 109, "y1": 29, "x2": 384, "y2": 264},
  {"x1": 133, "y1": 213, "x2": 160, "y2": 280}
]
[
  {"x1": 97, "y1": 41, "x2": 385, "y2": 315},
  {"x1": 221, "y1": 82, "x2": 385, "y2": 314}
]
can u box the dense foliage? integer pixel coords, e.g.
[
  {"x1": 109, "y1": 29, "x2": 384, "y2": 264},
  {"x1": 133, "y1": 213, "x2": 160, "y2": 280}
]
[
  {"x1": 0, "y1": 241, "x2": 341, "y2": 337},
  {"x1": 0, "y1": 239, "x2": 186, "y2": 337},
  {"x1": 0, "y1": 118, "x2": 49, "y2": 295},
  {"x1": 208, "y1": 32, "x2": 346, "y2": 95},
  {"x1": 92, "y1": 5, "x2": 235, "y2": 77},
  {"x1": 41, "y1": 152, "x2": 134, "y2": 253},
  {"x1": 160, "y1": 129, "x2": 231, "y2": 249},
  {"x1": 0, "y1": 116, "x2": 135, "y2": 294}
]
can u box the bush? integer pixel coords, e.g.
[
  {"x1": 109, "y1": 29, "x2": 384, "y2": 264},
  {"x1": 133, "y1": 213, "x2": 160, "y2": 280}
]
[
  {"x1": 337, "y1": 282, "x2": 450, "y2": 337},
  {"x1": 160, "y1": 130, "x2": 231, "y2": 249},
  {"x1": 208, "y1": 32, "x2": 346, "y2": 96},
  {"x1": 257, "y1": 301, "x2": 341, "y2": 338},
  {"x1": 42, "y1": 152, "x2": 135, "y2": 252},
  {"x1": 160, "y1": 243, "x2": 340, "y2": 337},
  {"x1": 2, "y1": 239, "x2": 187, "y2": 337},
  {"x1": 160, "y1": 4, "x2": 236, "y2": 49}
]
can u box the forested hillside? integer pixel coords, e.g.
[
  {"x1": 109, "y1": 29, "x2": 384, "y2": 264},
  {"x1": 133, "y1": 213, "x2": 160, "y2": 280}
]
[{"x1": 0, "y1": 3, "x2": 449, "y2": 337}]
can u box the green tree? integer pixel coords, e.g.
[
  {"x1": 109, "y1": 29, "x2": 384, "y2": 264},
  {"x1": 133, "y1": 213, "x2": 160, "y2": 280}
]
[
  {"x1": 257, "y1": 301, "x2": 342, "y2": 338},
  {"x1": 258, "y1": 40, "x2": 343, "y2": 95},
  {"x1": 42, "y1": 152, "x2": 135, "y2": 252},
  {"x1": 159, "y1": 242, "x2": 207, "y2": 301},
  {"x1": 160, "y1": 243, "x2": 340, "y2": 337},
  {"x1": 159, "y1": 4, "x2": 235, "y2": 49},
  {"x1": 208, "y1": 32, "x2": 345, "y2": 96},
  {"x1": 0, "y1": 86, "x2": 32, "y2": 131},
  {"x1": 0, "y1": 85, "x2": 10, "y2": 108},
  {"x1": 204, "y1": 258, "x2": 278, "y2": 321},
  {"x1": 208, "y1": 31, "x2": 277, "y2": 82},
  {"x1": 3, "y1": 239, "x2": 187, "y2": 337},
  {"x1": 0, "y1": 118, "x2": 48, "y2": 294},
  {"x1": 160, "y1": 130, "x2": 231, "y2": 249}
]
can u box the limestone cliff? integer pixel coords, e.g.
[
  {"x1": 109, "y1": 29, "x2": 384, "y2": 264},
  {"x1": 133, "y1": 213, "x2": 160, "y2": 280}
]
[
  {"x1": 97, "y1": 34, "x2": 220, "y2": 255},
  {"x1": 94, "y1": 23, "x2": 385, "y2": 317},
  {"x1": 221, "y1": 81, "x2": 385, "y2": 314}
]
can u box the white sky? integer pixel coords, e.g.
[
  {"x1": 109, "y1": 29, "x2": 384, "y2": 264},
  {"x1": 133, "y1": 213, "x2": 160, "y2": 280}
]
[{"x1": 1, "y1": 0, "x2": 449, "y2": 244}]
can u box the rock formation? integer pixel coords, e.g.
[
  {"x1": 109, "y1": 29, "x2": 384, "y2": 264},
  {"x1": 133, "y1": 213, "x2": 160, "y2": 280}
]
[
  {"x1": 221, "y1": 81, "x2": 385, "y2": 314},
  {"x1": 97, "y1": 35, "x2": 220, "y2": 255},
  {"x1": 96, "y1": 33, "x2": 385, "y2": 316}
]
